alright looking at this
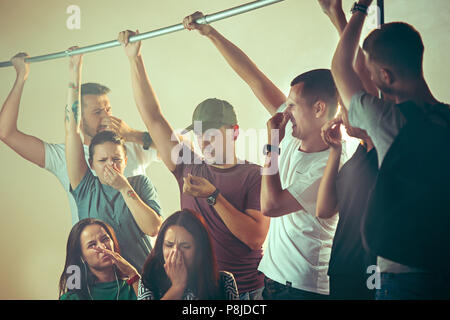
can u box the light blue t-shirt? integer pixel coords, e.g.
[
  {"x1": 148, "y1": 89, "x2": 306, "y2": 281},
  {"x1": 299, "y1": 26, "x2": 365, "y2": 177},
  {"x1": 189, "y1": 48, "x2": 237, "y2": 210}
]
[{"x1": 71, "y1": 170, "x2": 162, "y2": 271}]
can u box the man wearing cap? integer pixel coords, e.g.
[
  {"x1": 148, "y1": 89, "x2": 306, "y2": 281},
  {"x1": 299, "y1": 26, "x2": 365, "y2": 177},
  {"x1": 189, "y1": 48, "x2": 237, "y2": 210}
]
[
  {"x1": 183, "y1": 12, "x2": 342, "y2": 300},
  {"x1": 118, "y1": 30, "x2": 269, "y2": 300}
]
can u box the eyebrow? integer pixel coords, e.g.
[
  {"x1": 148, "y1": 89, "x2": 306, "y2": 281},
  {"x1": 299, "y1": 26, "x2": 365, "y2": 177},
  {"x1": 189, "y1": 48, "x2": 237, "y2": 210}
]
[{"x1": 165, "y1": 240, "x2": 190, "y2": 245}]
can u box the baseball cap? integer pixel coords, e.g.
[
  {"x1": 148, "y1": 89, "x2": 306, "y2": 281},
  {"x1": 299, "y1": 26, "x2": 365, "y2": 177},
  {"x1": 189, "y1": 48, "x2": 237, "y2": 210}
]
[{"x1": 182, "y1": 98, "x2": 238, "y2": 134}]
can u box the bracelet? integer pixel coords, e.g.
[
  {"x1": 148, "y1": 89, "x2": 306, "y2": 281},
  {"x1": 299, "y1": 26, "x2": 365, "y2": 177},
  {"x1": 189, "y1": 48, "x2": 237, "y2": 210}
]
[
  {"x1": 350, "y1": 2, "x2": 369, "y2": 15},
  {"x1": 126, "y1": 274, "x2": 140, "y2": 286},
  {"x1": 263, "y1": 144, "x2": 281, "y2": 155}
]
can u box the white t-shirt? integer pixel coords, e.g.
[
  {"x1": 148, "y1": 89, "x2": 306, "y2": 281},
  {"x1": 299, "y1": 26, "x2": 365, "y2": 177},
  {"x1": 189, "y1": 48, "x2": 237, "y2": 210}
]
[
  {"x1": 44, "y1": 141, "x2": 158, "y2": 225},
  {"x1": 258, "y1": 105, "x2": 340, "y2": 295}
]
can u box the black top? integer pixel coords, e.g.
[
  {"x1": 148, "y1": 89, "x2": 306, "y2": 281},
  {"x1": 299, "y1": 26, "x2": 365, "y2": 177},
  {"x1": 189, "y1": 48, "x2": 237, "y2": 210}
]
[{"x1": 328, "y1": 144, "x2": 378, "y2": 277}]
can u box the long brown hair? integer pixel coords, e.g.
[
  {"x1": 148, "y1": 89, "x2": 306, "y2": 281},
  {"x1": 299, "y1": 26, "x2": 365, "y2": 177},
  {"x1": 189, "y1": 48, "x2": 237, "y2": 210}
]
[
  {"x1": 58, "y1": 218, "x2": 122, "y2": 299},
  {"x1": 141, "y1": 209, "x2": 221, "y2": 299}
]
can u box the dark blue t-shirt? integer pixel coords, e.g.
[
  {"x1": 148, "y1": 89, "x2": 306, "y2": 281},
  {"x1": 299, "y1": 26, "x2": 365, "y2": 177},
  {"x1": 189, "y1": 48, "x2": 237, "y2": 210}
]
[{"x1": 328, "y1": 144, "x2": 378, "y2": 277}]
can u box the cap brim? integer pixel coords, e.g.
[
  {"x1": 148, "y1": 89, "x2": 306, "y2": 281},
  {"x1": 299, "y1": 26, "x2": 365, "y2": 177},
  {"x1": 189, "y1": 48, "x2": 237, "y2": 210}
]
[
  {"x1": 181, "y1": 122, "x2": 224, "y2": 135},
  {"x1": 181, "y1": 124, "x2": 194, "y2": 135}
]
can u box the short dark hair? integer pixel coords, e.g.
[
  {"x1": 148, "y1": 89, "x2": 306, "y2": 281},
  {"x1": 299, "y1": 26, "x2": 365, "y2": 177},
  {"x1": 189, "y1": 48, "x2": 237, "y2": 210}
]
[
  {"x1": 80, "y1": 83, "x2": 110, "y2": 112},
  {"x1": 362, "y1": 22, "x2": 424, "y2": 78},
  {"x1": 290, "y1": 69, "x2": 338, "y2": 119},
  {"x1": 88, "y1": 130, "x2": 126, "y2": 161}
]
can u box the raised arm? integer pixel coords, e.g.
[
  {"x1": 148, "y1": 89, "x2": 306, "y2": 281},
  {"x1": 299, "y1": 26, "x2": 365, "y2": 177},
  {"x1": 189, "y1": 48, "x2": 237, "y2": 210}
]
[
  {"x1": 318, "y1": 0, "x2": 378, "y2": 97},
  {"x1": 118, "y1": 30, "x2": 180, "y2": 172},
  {"x1": 0, "y1": 53, "x2": 45, "y2": 168},
  {"x1": 331, "y1": 0, "x2": 373, "y2": 109},
  {"x1": 64, "y1": 48, "x2": 88, "y2": 190},
  {"x1": 315, "y1": 117, "x2": 342, "y2": 219},
  {"x1": 183, "y1": 12, "x2": 286, "y2": 116}
]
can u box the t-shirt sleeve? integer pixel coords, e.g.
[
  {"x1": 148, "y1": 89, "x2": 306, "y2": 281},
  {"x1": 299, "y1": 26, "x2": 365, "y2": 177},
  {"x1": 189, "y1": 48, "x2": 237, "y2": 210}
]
[
  {"x1": 137, "y1": 279, "x2": 155, "y2": 300},
  {"x1": 70, "y1": 169, "x2": 97, "y2": 202},
  {"x1": 244, "y1": 167, "x2": 262, "y2": 211},
  {"x1": 286, "y1": 158, "x2": 328, "y2": 214},
  {"x1": 349, "y1": 91, "x2": 405, "y2": 165},
  {"x1": 130, "y1": 141, "x2": 159, "y2": 166},
  {"x1": 44, "y1": 142, "x2": 66, "y2": 175},
  {"x1": 134, "y1": 175, "x2": 162, "y2": 216}
]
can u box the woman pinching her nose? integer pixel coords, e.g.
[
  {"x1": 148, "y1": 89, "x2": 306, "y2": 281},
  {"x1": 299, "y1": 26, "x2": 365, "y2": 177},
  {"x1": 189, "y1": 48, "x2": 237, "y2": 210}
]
[{"x1": 138, "y1": 209, "x2": 240, "y2": 300}]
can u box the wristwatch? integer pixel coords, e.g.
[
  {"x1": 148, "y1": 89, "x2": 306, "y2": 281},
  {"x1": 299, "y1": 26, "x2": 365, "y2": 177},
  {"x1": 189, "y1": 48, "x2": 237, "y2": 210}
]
[
  {"x1": 350, "y1": 2, "x2": 369, "y2": 15},
  {"x1": 142, "y1": 132, "x2": 152, "y2": 150},
  {"x1": 206, "y1": 189, "x2": 220, "y2": 206},
  {"x1": 263, "y1": 144, "x2": 281, "y2": 155}
]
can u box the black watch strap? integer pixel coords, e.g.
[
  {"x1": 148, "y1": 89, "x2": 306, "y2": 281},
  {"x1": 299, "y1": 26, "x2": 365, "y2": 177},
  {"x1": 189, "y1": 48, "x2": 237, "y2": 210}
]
[
  {"x1": 263, "y1": 144, "x2": 281, "y2": 155},
  {"x1": 207, "y1": 189, "x2": 220, "y2": 206},
  {"x1": 351, "y1": 2, "x2": 369, "y2": 15},
  {"x1": 142, "y1": 132, "x2": 152, "y2": 150}
]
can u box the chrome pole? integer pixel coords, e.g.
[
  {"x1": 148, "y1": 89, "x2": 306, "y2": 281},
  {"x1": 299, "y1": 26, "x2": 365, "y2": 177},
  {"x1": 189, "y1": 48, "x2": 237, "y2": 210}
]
[{"x1": 0, "y1": 0, "x2": 284, "y2": 68}]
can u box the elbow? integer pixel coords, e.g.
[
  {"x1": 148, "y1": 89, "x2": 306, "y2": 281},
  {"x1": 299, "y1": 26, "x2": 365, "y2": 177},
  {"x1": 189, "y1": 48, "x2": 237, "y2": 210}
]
[
  {"x1": 248, "y1": 242, "x2": 263, "y2": 251},
  {"x1": 0, "y1": 127, "x2": 13, "y2": 142},
  {"x1": 261, "y1": 203, "x2": 278, "y2": 217},
  {"x1": 316, "y1": 207, "x2": 337, "y2": 220},
  {"x1": 245, "y1": 236, "x2": 266, "y2": 251},
  {"x1": 147, "y1": 217, "x2": 162, "y2": 237}
]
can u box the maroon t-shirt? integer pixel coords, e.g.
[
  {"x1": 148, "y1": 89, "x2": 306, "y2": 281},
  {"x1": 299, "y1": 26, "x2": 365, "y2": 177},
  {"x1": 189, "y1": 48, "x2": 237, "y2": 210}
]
[{"x1": 172, "y1": 144, "x2": 264, "y2": 293}]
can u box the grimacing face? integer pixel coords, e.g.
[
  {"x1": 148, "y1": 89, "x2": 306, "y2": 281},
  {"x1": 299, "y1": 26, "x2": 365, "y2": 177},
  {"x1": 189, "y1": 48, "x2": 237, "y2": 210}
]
[
  {"x1": 163, "y1": 225, "x2": 196, "y2": 271},
  {"x1": 80, "y1": 224, "x2": 115, "y2": 271},
  {"x1": 285, "y1": 82, "x2": 318, "y2": 141},
  {"x1": 81, "y1": 94, "x2": 112, "y2": 139},
  {"x1": 89, "y1": 142, "x2": 128, "y2": 184}
]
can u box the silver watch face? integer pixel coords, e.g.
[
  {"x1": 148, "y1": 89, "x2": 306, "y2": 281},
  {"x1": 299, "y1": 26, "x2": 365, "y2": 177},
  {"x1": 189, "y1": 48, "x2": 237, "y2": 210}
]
[{"x1": 207, "y1": 196, "x2": 215, "y2": 205}]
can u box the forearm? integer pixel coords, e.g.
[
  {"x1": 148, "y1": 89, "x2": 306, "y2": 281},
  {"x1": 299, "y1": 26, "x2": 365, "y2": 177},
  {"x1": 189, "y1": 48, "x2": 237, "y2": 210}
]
[
  {"x1": 206, "y1": 29, "x2": 285, "y2": 115},
  {"x1": 65, "y1": 65, "x2": 87, "y2": 189},
  {"x1": 0, "y1": 75, "x2": 26, "y2": 139},
  {"x1": 331, "y1": 10, "x2": 367, "y2": 108},
  {"x1": 213, "y1": 194, "x2": 266, "y2": 250},
  {"x1": 316, "y1": 148, "x2": 341, "y2": 219},
  {"x1": 326, "y1": 6, "x2": 378, "y2": 96},
  {"x1": 120, "y1": 183, "x2": 162, "y2": 237},
  {"x1": 128, "y1": 55, "x2": 164, "y2": 126},
  {"x1": 261, "y1": 153, "x2": 283, "y2": 216}
]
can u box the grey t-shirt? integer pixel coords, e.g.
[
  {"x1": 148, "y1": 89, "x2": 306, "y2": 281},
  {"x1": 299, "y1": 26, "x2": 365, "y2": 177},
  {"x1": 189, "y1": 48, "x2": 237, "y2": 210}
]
[
  {"x1": 348, "y1": 91, "x2": 424, "y2": 274},
  {"x1": 71, "y1": 170, "x2": 162, "y2": 271}
]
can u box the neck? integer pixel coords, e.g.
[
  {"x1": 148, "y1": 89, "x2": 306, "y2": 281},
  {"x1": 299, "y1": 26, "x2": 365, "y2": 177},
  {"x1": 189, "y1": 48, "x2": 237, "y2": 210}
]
[
  {"x1": 299, "y1": 132, "x2": 329, "y2": 153},
  {"x1": 394, "y1": 78, "x2": 438, "y2": 106},
  {"x1": 210, "y1": 152, "x2": 238, "y2": 169},
  {"x1": 89, "y1": 266, "x2": 116, "y2": 284},
  {"x1": 82, "y1": 134, "x2": 91, "y2": 146}
]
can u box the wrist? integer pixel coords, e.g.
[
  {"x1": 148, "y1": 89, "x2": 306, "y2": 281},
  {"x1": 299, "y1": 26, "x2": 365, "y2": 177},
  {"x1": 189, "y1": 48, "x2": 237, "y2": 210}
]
[
  {"x1": 120, "y1": 182, "x2": 133, "y2": 194},
  {"x1": 329, "y1": 145, "x2": 343, "y2": 155},
  {"x1": 123, "y1": 128, "x2": 140, "y2": 143},
  {"x1": 126, "y1": 273, "x2": 140, "y2": 285},
  {"x1": 16, "y1": 73, "x2": 27, "y2": 82},
  {"x1": 128, "y1": 54, "x2": 142, "y2": 63}
]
